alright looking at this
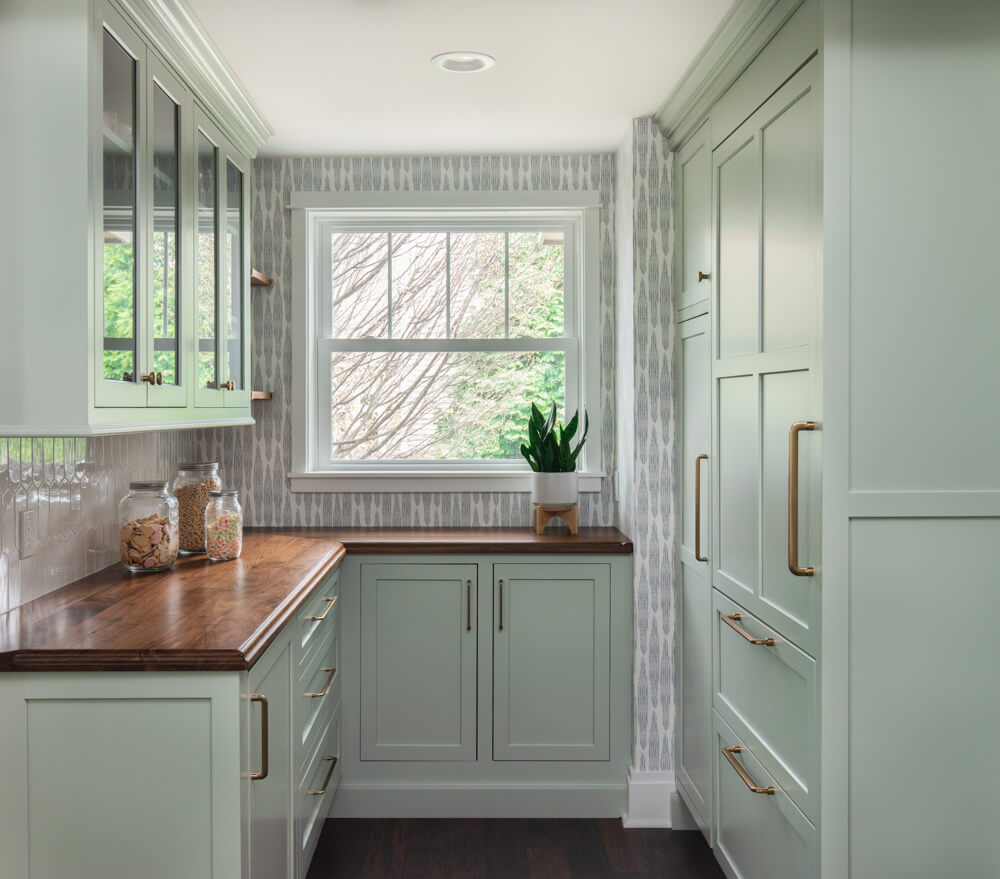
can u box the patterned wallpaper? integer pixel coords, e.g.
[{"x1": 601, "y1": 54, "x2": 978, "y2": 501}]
[
  {"x1": 188, "y1": 154, "x2": 617, "y2": 527},
  {"x1": 624, "y1": 120, "x2": 676, "y2": 772},
  {"x1": 0, "y1": 433, "x2": 183, "y2": 612}
]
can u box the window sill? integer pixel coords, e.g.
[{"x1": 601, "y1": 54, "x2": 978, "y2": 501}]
[{"x1": 287, "y1": 471, "x2": 604, "y2": 494}]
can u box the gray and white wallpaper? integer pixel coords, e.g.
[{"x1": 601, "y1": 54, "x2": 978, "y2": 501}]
[
  {"x1": 188, "y1": 154, "x2": 617, "y2": 527},
  {"x1": 622, "y1": 120, "x2": 676, "y2": 772}
]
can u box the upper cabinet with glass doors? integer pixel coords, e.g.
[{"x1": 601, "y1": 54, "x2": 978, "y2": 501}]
[{"x1": 0, "y1": 0, "x2": 269, "y2": 435}]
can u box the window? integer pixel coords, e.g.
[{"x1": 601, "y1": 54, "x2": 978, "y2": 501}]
[{"x1": 290, "y1": 192, "x2": 601, "y2": 492}]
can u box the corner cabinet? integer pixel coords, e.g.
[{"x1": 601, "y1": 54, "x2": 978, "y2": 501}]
[{"x1": 0, "y1": 0, "x2": 269, "y2": 435}]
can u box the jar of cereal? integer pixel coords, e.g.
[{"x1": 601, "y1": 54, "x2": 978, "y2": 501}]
[
  {"x1": 173, "y1": 462, "x2": 221, "y2": 554},
  {"x1": 205, "y1": 490, "x2": 242, "y2": 561},
  {"x1": 118, "y1": 482, "x2": 179, "y2": 572}
]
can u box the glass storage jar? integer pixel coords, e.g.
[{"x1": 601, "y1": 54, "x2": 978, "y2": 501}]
[
  {"x1": 118, "y1": 481, "x2": 179, "y2": 572},
  {"x1": 173, "y1": 462, "x2": 221, "y2": 554},
  {"x1": 205, "y1": 490, "x2": 242, "y2": 561}
]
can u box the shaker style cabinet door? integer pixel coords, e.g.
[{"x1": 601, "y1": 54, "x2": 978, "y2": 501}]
[
  {"x1": 676, "y1": 314, "x2": 712, "y2": 838},
  {"x1": 676, "y1": 122, "x2": 713, "y2": 315},
  {"x1": 360, "y1": 564, "x2": 477, "y2": 761},
  {"x1": 712, "y1": 57, "x2": 822, "y2": 655},
  {"x1": 492, "y1": 563, "x2": 610, "y2": 761}
]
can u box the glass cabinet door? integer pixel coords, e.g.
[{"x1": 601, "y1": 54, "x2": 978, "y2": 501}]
[
  {"x1": 98, "y1": 19, "x2": 146, "y2": 406},
  {"x1": 223, "y1": 156, "x2": 249, "y2": 406},
  {"x1": 195, "y1": 119, "x2": 224, "y2": 405}
]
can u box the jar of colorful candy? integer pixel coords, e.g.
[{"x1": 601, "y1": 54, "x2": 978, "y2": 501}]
[{"x1": 204, "y1": 490, "x2": 243, "y2": 561}]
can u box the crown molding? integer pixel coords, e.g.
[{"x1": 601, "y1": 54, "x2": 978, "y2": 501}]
[
  {"x1": 115, "y1": 0, "x2": 273, "y2": 157},
  {"x1": 653, "y1": 0, "x2": 806, "y2": 150}
]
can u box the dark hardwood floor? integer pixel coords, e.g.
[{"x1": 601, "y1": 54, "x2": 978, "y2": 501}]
[{"x1": 306, "y1": 819, "x2": 724, "y2": 879}]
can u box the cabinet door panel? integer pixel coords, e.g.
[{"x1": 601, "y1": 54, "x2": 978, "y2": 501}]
[
  {"x1": 493, "y1": 563, "x2": 610, "y2": 761},
  {"x1": 360, "y1": 563, "x2": 477, "y2": 761},
  {"x1": 678, "y1": 126, "x2": 712, "y2": 313},
  {"x1": 223, "y1": 152, "x2": 250, "y2": 407}
]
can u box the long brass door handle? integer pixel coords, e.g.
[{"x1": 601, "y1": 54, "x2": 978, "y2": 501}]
[
  {"x1": 695, "y1": 454, "x2": 708, "y2": 562},
  {"x1": 498, "y1": 579, "x2": 504, "y2": 631},
  {"x1": 305, "y1": 667, "x2": 336, "y2": 698},
  {"x1": 466, "y1": 579, "x2": 472, "y2": 632},
  {"x1": 250, "y1": 694, "x2": 269, "y2": 780},
  {"x1": 788, "y1": 421, "x2": 816, "y2": 576},
  {"x1": 722, "y1": 746, "x2": 774, "y2": 795},
  {"x1": 309, "y1": 756, "x2": 337, "y2": 796},
  {"x1": 722, "y1": 613, "x2": 774, "y2": 646},
  {"x1": 308, "y1": 596, "x2": 336, "y2": 621}
]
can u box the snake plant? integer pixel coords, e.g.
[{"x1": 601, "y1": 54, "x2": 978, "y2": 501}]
[{"x1": 520, "y1": 402, "x2": 589, "y2": 472}]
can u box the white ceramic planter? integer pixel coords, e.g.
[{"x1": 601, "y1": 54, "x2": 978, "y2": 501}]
[{"x1": 530, "y1": 472, "x2": 579, "y2": 510}]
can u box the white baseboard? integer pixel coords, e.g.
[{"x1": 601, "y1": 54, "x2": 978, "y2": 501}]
[
  {"x1": 622, "y1": 768, "x2": 675, "y2": 828},
  {"x1": 330, "y1": 782, "x2": 627, "y2": 818}
]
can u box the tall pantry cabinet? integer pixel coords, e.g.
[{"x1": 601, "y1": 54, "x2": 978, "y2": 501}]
[{"x1": 669, "y1": 1, "x2": 1000, "y2": 878}]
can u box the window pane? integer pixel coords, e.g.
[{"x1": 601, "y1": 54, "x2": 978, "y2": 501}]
[
  {"x1": 391, "y1": 233, "x2": 447, "y2": 338},
  {"x1": 449, "y1": 232, "x2": 505, "y2": 339},
  {"x1": 330, "y1": 351, "x2": 565, "y2": 460},
  {"x1": 102, "y1": 30, "x2": 137, "y2": 383},
  {"x1": 508, "y1": 231, "x2": 565, "y2": 338},
  {"x1": 197, "y1": 133, "x2": 217, "y2": 389},
  {"x1": 225, "y1": 161, "x2": 244, "y2": 389},
  {"x1": 331, "y1": 232, "x2": 389, "y2": 338},
  {"x1": 152, "y1": 84, "x2": 179, "y2": 386}
]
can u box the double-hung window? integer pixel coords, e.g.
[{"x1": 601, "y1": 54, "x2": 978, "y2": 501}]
[{"x1": 290, "y1": 193, "x2": 601, "y2": 492}]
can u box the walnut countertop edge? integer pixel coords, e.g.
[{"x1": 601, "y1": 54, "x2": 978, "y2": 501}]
[{"x1": 0, "y1": 526, "x2": 631, "y2": 674}]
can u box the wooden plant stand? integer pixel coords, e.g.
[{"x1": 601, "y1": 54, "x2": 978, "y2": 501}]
[{"x1": 534, "y1": 504, "x2": 579, "y2": 535}]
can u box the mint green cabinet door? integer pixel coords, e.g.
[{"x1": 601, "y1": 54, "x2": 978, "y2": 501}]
[
  {"x1": 493, "y1": 563, "x2": 610, "y2": 761},
  {"x1": 360, "y1": 563, "x2": 477, "y2": 761},
  {"x1": 248, "y1": 634, "x2": 294, "y2": 879}
]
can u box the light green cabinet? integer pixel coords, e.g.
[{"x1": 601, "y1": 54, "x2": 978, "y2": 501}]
[
  {"x1": 360, "y1": 563, "x2": 478, "y2": 761},
  {"x1": 675, "y1": 122, "x2": 713, "y2": 317},
  {"x1": 492, "y1": 563, "x2": 610, "y2": 761}
]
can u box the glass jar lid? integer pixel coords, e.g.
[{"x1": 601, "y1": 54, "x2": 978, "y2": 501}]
[
  {"x1": 178, "y1": 462, "x2": 219, "y2": 471},
  {"x1": 209, "y1": 489, "x2": 238, "y2": 497},
  {"x1": 129, "y1": 480, "x2": 169, "y2": 491}
]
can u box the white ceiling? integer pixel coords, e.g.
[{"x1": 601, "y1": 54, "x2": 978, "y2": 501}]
[{"x1": 186, "y1": 0, "x2": 735, "y2": 157}]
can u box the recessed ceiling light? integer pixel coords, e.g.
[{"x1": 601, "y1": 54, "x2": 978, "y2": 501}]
[{"x1": 431, "y1": 51, "x2": 496, "y2": 74}]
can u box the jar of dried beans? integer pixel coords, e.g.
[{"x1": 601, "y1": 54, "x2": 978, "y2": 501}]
[
  {"x1": 118, "y1": 482, "x2": 179, "y2": 572},
  {"x1": 205, "y1": 490, "x2": 242, "y2": 561},
  {"x1": 173, "y1": 462, "x2": 221, "y2": 554}
]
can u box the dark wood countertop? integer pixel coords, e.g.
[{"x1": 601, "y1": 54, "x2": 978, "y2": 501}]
[
  {"x1": 0, "y1": 533, "x2": 344, "y2": 673},
  {"x1": 246, "y1": 526, "x2": 633, "y2": 555},
  {"x1": 0, "y1": 526, "x2": 630, "y2": 673}
]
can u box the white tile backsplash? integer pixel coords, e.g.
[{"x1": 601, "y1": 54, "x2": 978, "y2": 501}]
[{"x1": 0, "y1": 432, "x2": 184, "y2": 611}]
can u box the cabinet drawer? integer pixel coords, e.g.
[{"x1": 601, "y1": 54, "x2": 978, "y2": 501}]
[
  {"x1": 297, "y1": 662, "x2": 340, "y2": 774},
  {"x1": 714, "y1": 713, "x2": 816, "y2": 879},
  {"x1": 298, "y1": 569, "x2": 340, "y2": 660},
  {"x1": 298, "y1": 601, "x2": 337, "y2": 687},
  {"x1": 297, "y1": 704, "x2": 341, "y2": 877},
  {"x1": 713, "y1": 590, "x2": 817, "y2": 820}
]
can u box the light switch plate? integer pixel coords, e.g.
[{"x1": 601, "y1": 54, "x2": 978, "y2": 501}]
[{"x1": 19, "y1": 509, "x2": 38, "y2": 559}]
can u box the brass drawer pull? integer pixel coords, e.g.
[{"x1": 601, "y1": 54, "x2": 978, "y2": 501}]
[
  {"x1": 694, "y1": 454, "x2": 708, "y2": 562},
  {"x1": 466, "y1": 579, "x2": 472, "y2": 632},
  {"x1": 722, "y1": 613, "x2": 774, "y2": 646},
  {"x1": 498, "y1": 578, "x2": 504, "y2": 631},
  {"x1": 788, "y1": 421, "x2": 816, "y2": 576},
  {"x1": 308, "y1": 596, "x2": 336, "y2": 621},
  {"x1": 309, "y1": 756, "x2": 337, "y2": 796},
  {"x1": 250, "y1": 694, "x2": 269, "y2": 780},
  {"x1": 698, "y1": 270, "x2": 711, "y2": 282},
  {"x1": 722, "y1": 745, "x2": 774, "y2": 795},
  {"x1": 306, "y1": 667, "x2": 336, "y2": 698}
]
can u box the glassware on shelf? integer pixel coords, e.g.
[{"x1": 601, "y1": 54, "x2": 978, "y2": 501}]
[
  {"x1": 205, "y1": 490, "x2": 242, "y2": 561},
  {"x1": 118, "y1": 481, "x2": 179, "y2": 572}
]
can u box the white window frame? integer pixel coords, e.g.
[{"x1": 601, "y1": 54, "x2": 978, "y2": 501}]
[{"x1": 289, "y1": 191, "x2": 603, "y2": 493}]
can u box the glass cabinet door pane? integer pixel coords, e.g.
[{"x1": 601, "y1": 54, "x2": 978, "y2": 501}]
[
  {"x1": 225, "y1": 161, "x2": 244, "y2": 390},
  {"x1": 102, "y1": 29, "x2": 138, "y2": 384},
  {"x1": 152, "y1": 84, "x2": 180, "y2": 386},
  {"x1": 197, "y1": 133, "x2": 218, "y2": 389}
]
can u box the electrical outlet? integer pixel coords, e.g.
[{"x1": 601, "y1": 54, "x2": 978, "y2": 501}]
[{"x1": 19, "y1": 510, "x2": 38, "y2": 560}]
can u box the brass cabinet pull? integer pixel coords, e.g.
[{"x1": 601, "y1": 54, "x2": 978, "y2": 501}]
[
  {"x1": 498, "y1": 579, "x2": 504, "y2": 631},
  {"x1": 722, "y1": 745, "x2": 775, "y2": 795},
  {"x1": 698, "y1": 270, "x2": 711, "y2": 282},
  {"x1": 155, "y1": 372, "x2": 163, "y2": 385},
  {"x1": 308, "y1": 596, "x2": 336, "y2": 621},
  {"x1": 250, "y1": 694, "x2": 269, "y2": 780},
  {"x1": 788, "y1": 421, "x2": 816, "y2": 576},
  {"x1": 140, "y1": 372, "x2": 156, "y2": 384},
  {"x1": 309, "y1": 756, "x2": 337, "y2": 796},
  {"x1": 694, "y1": 453, "x2": 708, "y2": 562},
  {"x1": 221, "y1": 380, "x2": 236, "y2": 391},
  {"x1": 466, "y1": 579, "x2": 472, "y2": 632},
  {"x1": 722, "y1": 613, "x2": 775, "y2": 646},
  {"x1": 305, "y1": 667, "x2": 336, "y2": 698}
]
